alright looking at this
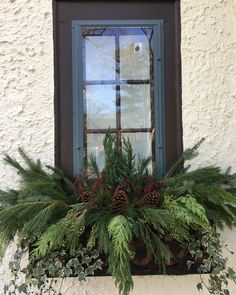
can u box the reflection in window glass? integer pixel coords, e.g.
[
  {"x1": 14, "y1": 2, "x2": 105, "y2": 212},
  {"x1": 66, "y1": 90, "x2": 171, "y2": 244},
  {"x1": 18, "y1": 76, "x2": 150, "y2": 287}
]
[
  {"x1": 120, "y1": 84, "x2": 151, "y2": 129},
  {"x1": 86, "y1": 134, "x2": 105, "y2": 171},
  {"x1": 82, "y1": 26, "x2": 154, "y2": 171},
  {"x1": 85, "y1": 36, "x2": 116, "y2": 81},
  {"x1": 85, "y1": 85, "x2": 116, "y2": 129},
  {"x1": 120, "y1": 34, "x2": 150, "y2": 80},
  {"x1": 122, "y1": 132, "x2": 153, "y2": 172}
]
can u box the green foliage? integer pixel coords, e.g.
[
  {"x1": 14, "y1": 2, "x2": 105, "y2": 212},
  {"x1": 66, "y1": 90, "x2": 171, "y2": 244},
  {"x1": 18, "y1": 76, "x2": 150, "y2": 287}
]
[
  {"x1": 165, "y1": 138, "x2": 205, "y2": 179},
  {"x1": 0, "y1": 199, "x2": 70, "y2": 255},
  {"x1": 90, "y1": 132, "x2": 152, "y2": 190},
  {"x1": 165, "y1": 143, "x2": 236, "y2": 229},
  {"x1": 2, "y1": 148, "x2": 76, "y2": 205},
  {"x1": 175, "y1": 195, "x2": 209, "y2": 229},
  {"x1": 86, "y1": 214, "x2": 111, "y2": 254},
  {"x1": 5, "y1": 240, "x2": 102, "y2": 295},
  {"x1": 133, "y1": 220, "x2": 171, "y2": 270},
  {"x1": 108, "y1": 215, "x2": 134, "y2": 295},
  {"x1": 188, "y1": 230, "x2": 236, "y2": 295},
  {"x1": 1, "y1": 134, "x2": 236, "y2": 295},
  {"x1": 33, "y1": 204, "x2": 88, "y2": 258},
  {"x1": 0, "y1": 149, "x2": 77, "y2": 260}
]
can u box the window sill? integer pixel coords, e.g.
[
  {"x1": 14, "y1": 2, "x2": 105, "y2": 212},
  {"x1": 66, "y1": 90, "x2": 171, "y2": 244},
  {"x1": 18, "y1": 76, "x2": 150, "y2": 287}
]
[{"x1": 47, "y1": 275, "x2": 210, "y2": 295}]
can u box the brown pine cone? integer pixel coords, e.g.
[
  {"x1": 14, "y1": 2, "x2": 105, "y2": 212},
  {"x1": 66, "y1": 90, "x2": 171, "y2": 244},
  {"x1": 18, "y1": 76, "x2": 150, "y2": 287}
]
[
  {"x1": 78, "y1": 191, "x2": 93, "y2": 203},
  {"x1": 139, "y1": 191, "x2": 161, "y2": 207},
  {"x1": 112, "y1": 190, "x2": 128, "y2": 213}
]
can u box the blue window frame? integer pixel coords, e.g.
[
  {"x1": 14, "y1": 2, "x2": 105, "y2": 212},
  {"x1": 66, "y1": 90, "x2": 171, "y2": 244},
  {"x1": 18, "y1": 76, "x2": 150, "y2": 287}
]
[{"x1": 72, "y1": 20, "x2": 165, "y2": 178}]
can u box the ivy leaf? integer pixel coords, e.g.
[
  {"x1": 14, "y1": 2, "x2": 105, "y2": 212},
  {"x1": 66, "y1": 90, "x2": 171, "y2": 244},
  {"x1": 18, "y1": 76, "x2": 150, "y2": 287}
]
[
  {"x1": 187, "y1": 260, "x2": 194, "y2": 271},
  {"x1": 91, "y1": 250, "x2": 99, "y2": 259},
  {"x1": 78, "y1": 272, "x2": 86, "y2": 281},
  {"x1": 82, "y1": 255, "x2": 91, "y2": 266},
  {"x1": 74, "y1": 265, "x2": 84, "y2": 275},
  {"x1": 18, "y1": 283, "x2": 28, "y2": 294},
  {"x1": 195, "y1": 250, "x2": 203, "y2": 260},
  {"x1": 93, "y1": 260, "x2": 102, "y2": 270},
  {"x1": 196, "y1": 282, "x2": 203, "y2": 291},
  {"x1": 85, "y1": 266, "x2": 95, "y2": 276}
]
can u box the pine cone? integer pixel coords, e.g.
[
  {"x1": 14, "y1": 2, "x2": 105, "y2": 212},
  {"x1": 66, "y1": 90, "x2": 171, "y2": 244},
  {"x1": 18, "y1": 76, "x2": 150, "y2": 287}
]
[
  {"x1": 112, "y1": 190, "x2": 128, "y2": 213},
  {"x1": 139, "y1": 191, "x2": 161, "y2": 207},
  {"x1": 78, "y1": 191, "x2": 93, "y2": 203}
]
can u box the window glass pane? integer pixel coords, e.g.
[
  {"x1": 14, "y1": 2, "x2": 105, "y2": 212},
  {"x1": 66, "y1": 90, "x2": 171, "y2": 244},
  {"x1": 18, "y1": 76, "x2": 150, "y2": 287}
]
[
  {"x1": 82, "y1": 26, "x2": 154, "y2": 173},
  {"x1": 86, "y1": 134, "x2": 105, "y2": 171},
  {"x1": 120, "y1": 84, "x2": 151, "y2": 129},
  {"x1": 122, "y1": 132, "x2": 153, "y2": 171},
  {"x1": 120, "y1": 33, "x2": 151, "y2": 80},
  {"x1": 85, "y1": 85, "x2": 116, "y2": 129},
  {"x1": 84, "y1": 35, "x2": 116, "y2": 81}
]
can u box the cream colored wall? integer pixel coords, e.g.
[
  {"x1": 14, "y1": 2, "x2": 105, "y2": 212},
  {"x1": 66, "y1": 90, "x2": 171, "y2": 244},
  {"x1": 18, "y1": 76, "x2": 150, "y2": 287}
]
[
  {"x1": 181, "y1": 0, "x2": 236, "y2": 171},
  {"x1": 0, "y1": 0, "x2": 236, "y2": 294},
  {"x1": 0, "y1": 0, "x2": 54, "y2": 189}
]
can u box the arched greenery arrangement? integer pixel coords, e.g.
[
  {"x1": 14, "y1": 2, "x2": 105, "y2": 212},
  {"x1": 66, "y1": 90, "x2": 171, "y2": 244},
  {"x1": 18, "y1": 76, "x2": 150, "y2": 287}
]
[{"x1": 1, "y1": 133, "x2": 236, "y2": 295}]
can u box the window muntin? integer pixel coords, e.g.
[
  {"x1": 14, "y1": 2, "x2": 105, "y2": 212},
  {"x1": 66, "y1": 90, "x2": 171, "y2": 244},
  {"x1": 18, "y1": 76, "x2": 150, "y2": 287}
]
[
  {"x1": 72, "y1": 20, "x2": 165, "y2": 177},
  {"x1": 82, "y1": 26, "x2": 154, "y2": 171}
]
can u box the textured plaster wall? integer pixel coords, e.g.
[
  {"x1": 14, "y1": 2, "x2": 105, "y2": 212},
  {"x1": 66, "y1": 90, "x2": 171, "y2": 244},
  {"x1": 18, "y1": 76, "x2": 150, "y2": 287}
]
[
  {"x1": 0, "y1": 0, "x2": 54, "y2": 189},
  {"x1": 181, "y1": 0, "x2": 236, "y2": 171},
  {"x1": 0, "y1": 0, "x2": 236, "y2": 294}
]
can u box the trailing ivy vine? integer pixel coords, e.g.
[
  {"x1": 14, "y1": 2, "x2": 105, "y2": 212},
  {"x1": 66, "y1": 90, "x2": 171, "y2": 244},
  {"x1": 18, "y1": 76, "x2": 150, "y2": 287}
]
[{"x1": 4, "y1": 238, "x2": 102, "y2": 295}]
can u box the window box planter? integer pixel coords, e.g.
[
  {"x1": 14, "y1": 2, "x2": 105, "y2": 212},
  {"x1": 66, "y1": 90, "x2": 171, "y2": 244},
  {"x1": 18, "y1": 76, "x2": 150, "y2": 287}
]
[{"x1": 1, "y1": 134, "x2": 236, "y2": 295}]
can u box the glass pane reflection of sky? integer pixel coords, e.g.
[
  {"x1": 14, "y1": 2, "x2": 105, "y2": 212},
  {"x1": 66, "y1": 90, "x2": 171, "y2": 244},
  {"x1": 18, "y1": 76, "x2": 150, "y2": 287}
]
[
  {"x1": 83, "y1": 26, "x2": 153, "y2": 171},
  {"x1": 86, "y1": 85, "x2": 116, "y2": 129},
  {"x1": 85, "y1": 36, "x2": 116, "y2": 81}
]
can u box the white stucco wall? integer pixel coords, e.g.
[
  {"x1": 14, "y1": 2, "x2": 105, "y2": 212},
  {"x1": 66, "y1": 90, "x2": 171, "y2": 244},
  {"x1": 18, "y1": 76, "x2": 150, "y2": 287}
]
[
  {"x1": 0, "y1": 0, "x2": 54, "y2": 189},
  {"x1": 0, "y1": 0, "x2": 236, "y2": 294}
]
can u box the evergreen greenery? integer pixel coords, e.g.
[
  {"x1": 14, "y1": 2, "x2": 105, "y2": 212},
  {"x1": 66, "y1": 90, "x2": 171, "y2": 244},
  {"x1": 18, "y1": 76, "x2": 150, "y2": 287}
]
[{"x1": 0, "y1": 134, "x2": 236, "y2": 295}]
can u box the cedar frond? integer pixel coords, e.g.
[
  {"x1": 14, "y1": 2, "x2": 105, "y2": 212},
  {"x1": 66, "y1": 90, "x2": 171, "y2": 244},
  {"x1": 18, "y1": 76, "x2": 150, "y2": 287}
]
[
  {"x1": 33, "y1": 203, "x2": 88, "y2": 258},
  {"x1": 139, "y1": 208, "x2": 173, "y2": 234},
  {"x1": 108, "y1": 215, "x2": 133, "y2": 295}
]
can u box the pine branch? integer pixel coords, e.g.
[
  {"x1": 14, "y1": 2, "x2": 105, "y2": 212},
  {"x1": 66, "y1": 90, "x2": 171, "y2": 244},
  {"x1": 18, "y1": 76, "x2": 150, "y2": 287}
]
[
  {"x1": 23, "y1": 200, "x2": 69, "y2": 233},
  {"x1": 165, "y1": 138, "x2": 205, "y2": 179},
  {"x1": 3, "y1": 149, "x2": 77, "y2": 205},
  {"x1": 86, "y1": 212, "x2": 111, "y2": 254},
  {"x1": 18, "y1": 148, "x2": 45, "y2": 176},
  {"x1": 122, "y1": 137, "x2": 135, "y2": 173},
  {"x1": 0, "y1": 189, "x2": 19, "y2": 206},
  {"x1": 87, "y1": 154, "x2": 100, "y2": 178},
  {"x1": 136, "y1": 156, "x2": 152, "y2": 179},
  {"x1": 134, "y1": 221, "x2": 171, "y2": 271}
]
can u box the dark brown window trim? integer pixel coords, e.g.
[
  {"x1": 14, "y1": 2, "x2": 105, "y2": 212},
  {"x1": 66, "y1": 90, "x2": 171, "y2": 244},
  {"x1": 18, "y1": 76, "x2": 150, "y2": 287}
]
[{"x1": 53, "y1": 0, "x2": 182, "y2": 178}]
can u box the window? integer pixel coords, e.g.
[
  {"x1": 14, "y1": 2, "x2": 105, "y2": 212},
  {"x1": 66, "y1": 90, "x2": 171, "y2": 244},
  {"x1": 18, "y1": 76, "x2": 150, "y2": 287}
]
[
  {"x1": 54, "y1": 1, "x2": 182, "y2": 178},
  {"x1": 72, "y1": 20, "x2": 164, "y2": 176}
]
